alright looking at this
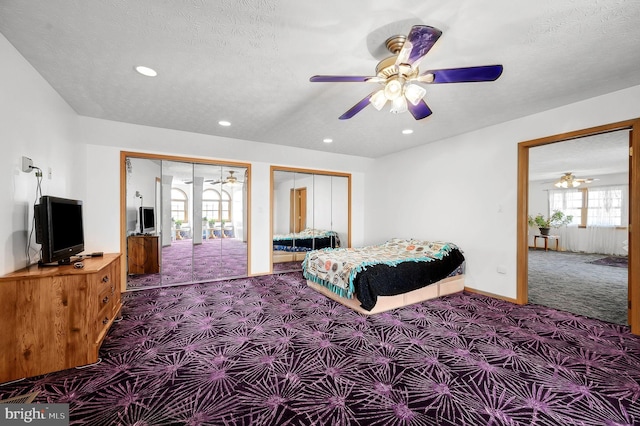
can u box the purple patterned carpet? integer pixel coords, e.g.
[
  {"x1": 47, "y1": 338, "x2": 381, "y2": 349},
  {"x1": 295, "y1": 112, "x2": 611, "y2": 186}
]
[
  {"x1": 272, "y1": 260, "x2": 303, "y2": 273},
  {"x1": 128, "y1": 238, "x2": 248, "y2": 288},
  {"x1": 2, "y1": 272, "x2": 640, "y2": 425}
]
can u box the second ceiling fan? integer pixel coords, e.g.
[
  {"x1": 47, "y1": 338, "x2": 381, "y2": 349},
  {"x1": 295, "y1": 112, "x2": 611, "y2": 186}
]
[
  {"x1": 552, "y1": 172, "x2": 598, "y2": 188},
  {"x1": 310, "y1": 25, "x2": 503, "y2": 120},
  {"x1": 208, "y1": 170, "x2": 244, "y2": 185}
]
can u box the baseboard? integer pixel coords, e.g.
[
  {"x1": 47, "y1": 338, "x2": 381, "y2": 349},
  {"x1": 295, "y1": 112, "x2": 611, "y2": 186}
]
[{"x1": 464, "y1": 286, "x2": 518, "y2": 304}]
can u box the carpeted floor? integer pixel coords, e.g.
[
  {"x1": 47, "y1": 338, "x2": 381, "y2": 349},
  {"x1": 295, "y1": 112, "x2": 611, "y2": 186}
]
[
  {"x1": 2, "y1": 272, "x2": 639, "y2": 425},
  {"x1": 272, "y1": 260, "x2": 303, "y2": 273},
  {"x1": 528, "y1": 249, "x2": 628, "y2": 325},
  {"x1": 127, "y1": 238, "x2": 248, "y2": 289}
]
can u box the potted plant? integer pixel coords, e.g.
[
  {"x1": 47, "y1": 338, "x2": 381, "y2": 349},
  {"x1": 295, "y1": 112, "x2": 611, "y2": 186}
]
[
  {"x1": 528, "y1": 210, "x2": 573, "y2": 235},
  {"x1": 174, "y1": 219, "x2": 183, "y2": 229}
]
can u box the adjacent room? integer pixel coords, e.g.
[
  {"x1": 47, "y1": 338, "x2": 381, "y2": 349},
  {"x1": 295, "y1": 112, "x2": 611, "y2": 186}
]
[
  {"x1": 527, "y1": 132, "x2": 630, "y2": 325},
  {"x1": 1, "y1": 1, "x2": 639, "y2": 424}
]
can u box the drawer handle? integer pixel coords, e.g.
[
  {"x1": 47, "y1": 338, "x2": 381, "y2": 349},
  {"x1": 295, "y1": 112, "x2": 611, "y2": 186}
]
[
  {"x1": 103, "y1": 317, "x2": 110, "y2": 325},
  {"x1": 102, "y1": 296, "x2": 110, "y2": 304},
  {"x1": 102, "y1": 275, "x2": 110, "y2": 283}
]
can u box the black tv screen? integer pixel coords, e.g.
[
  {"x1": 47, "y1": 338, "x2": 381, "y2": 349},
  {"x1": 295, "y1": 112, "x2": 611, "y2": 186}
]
[
  {"x1": 140, "y1": 206, "x2": 155, "y2": 234},
  {"x1": 35, "y1": 196, "x2": 84, "y2": 265}
]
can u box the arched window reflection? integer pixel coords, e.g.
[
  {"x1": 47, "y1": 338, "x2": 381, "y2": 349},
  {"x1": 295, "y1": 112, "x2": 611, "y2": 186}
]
[
  {"x1": 203, "y1": 189, "x2": 231, "y2": 221},
  {"x1": 171, "y1": 188, "x2": 188, "y2": 223}
]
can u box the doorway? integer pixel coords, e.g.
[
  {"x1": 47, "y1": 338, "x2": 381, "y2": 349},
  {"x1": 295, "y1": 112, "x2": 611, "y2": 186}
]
[
  {"x1": 517, "y1": 118, "x2": 640, "y2": 335},
  {"x1": 527, "y1": 132, "x2": 629, "y2": 324},
  {"x1": 290, "y1": 187, "x2": 307, "y2": 233}
]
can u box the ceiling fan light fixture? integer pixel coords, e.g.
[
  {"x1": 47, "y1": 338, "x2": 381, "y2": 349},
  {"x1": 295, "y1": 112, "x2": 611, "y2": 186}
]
[
  {"x1": 370, "y1": 90, "x2": 387, "y2": 110},
  {"x1": 417, "y1": 73, "x2": 435, "y2": 83},
  {"x1": 384, "y1": 78, "x2": 403, "y2": 100},
  {"x1": 404, "y1": 83, "x2": 427, "y2": 105},
  {"x1": 390, "y1": 96, "x2": 408, "y2": 114}
]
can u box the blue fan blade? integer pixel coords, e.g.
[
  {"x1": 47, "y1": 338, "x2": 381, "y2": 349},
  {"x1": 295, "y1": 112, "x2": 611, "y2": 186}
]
[
  {"x1": 407, "y1": 99, "x2": 433, "y2": 120},
  {"x1": 424, "y1": 65, "x2": 503, "y2": 83},
  {"x1": 397, "y1": 25, "x2": 442, "y2": 68},
  {"x1": 339, "y1": 93, "x2": 373, "y2": 120},
  {"x1": 310, "y1": 75, "x2": 375, "y2": 83}
]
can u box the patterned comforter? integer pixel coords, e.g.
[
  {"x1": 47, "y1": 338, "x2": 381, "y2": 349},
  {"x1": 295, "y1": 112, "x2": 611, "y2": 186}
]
[{"x1": 303, "y1": 238, "x2": 465, "y2": 310}]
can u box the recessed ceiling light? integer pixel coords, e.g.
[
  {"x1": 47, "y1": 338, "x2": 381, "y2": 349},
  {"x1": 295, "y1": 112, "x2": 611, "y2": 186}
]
[
  {"x1": 402, "y1": 129, "x2": 414, "y2": 135},
  {"x1": 218, "y1": 120, "x2": 231, "y2": 127},
  {"x1": 135, "y1": 66, "x2": 157, "y2": 77},
  {"x1": 323, "y1": 138, "x2": 333, "y2": 143}
]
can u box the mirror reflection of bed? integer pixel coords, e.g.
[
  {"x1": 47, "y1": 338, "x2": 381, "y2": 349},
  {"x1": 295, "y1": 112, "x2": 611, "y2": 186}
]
[{"x1": 271, "y1": 167, "x2": 350, "y2": 273}]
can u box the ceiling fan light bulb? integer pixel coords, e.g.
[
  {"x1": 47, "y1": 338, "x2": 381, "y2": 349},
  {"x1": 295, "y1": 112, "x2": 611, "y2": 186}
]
[
  {"x1": 572, "y1": 180, "x2": 580, "y2": 187},
  {"x1": 370, "y1": 90, "x2": 387, "y2": 110},
  {"x1": 384, "y1": 79, "x2": 403, "y2": 100},
  {"x1": 404, "y1": 83, "x2": 427, "y2": 105},
  {"x1": 390, "y1": 96, "x2": 408, "y2": 114}
]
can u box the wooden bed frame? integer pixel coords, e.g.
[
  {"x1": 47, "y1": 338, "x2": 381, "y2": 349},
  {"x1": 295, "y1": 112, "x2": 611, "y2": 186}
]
[
  {"x1": 307, "y1": 274, "x2": 465, "y2": 315},
  {"x1": 273, "y1": 250, "x2": 307, "y2": 263}
]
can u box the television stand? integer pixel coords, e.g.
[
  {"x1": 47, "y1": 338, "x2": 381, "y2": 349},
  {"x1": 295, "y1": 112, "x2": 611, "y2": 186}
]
[
  {"x1": 0, "y1": 253, "x2": 122, "y2": 383},
  {"x1": 127, "y1": 235, "x2": 160, "y2": 274}
]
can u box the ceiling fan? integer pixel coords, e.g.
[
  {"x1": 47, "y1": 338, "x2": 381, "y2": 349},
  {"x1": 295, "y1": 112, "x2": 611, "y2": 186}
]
[
  {"x1": 553, "y1": 172, "x2": 598, "y2": 188},
  {"x1": 208, "y1": 170, "x2": 244, "y2": 185},
  {"x1": 310, "y1": 25, "x2": 503, "y2": 120}
]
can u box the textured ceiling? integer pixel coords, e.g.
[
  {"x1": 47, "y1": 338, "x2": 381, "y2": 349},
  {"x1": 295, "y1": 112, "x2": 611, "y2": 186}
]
[
  {"x1": 1, "y1": 0, "x2": 639, "y2": 161},
  {"x1": 529, "y1": 130, "x2": 629, "y2": 181}
]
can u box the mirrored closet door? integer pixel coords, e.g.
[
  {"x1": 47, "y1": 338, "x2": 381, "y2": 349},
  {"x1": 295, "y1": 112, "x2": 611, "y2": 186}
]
[
  {"x1": 122, "y1": 152, "x2": 250, "y2": 290},
  {"x1": 271, "y1": 166, "x2": 351, "y2": 273}
]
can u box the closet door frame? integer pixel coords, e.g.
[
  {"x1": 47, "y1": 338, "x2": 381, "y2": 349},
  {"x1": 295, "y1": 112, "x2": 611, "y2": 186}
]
[
  {"x1": 270, "y1": 165, "x2": 352, "y2": 273},
  {"x1": 120, "y1": 151, "x2": 252, "y2": 292}
]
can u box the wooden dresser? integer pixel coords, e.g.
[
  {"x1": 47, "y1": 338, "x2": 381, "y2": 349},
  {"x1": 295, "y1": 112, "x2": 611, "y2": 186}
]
[{"x1": 0, "y1": 253, "x2": 122, "y2": 383}]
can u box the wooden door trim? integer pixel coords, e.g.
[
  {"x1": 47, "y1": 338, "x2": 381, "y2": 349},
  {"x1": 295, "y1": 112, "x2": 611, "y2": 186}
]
[{"x1": 517, "y1": 118, "x2": 639, "y2": 335}]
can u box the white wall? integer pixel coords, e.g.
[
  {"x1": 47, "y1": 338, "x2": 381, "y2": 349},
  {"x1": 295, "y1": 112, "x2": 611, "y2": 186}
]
[
  {"x1": 0, "y1": 33, "x2": 83, "y2": 275},
  {"x1": 366, "y1": 84, "x2": 640, "y2": 299}
]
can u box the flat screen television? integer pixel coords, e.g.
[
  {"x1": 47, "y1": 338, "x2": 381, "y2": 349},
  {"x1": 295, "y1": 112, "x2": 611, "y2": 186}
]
[
  {"x1": 35, "y1": 196, "x2": 85, "y2": 265},
  {"x1": 139, "y1": 206, "x2": 155, "y2": 234}
]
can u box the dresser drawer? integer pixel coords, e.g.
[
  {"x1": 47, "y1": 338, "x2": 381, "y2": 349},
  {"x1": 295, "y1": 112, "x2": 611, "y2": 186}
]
[{"x1": 97, "y1": 284, "x2": 115, "y2": 315}]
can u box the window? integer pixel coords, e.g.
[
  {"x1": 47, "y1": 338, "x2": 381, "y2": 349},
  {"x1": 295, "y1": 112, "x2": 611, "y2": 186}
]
[
  {"x1": 202, "y1": 189, "x2": 231, "y2": 221},
  {"x1": 587, "y1": 186, "x2": 625, "y2": 226},
  {"x1": 549, "y1": 185, "x2": 628, "y2": 227},
  {"x1": 171, "y1": 188, "x2": 188, "y2": 223},
  {"x1": 549, "y1": 189, "x2": 583, "y2": 225}
]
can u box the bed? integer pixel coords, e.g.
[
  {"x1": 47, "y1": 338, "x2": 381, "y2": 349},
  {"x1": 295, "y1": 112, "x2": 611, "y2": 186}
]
[
  {"x1": 302, "y1": 238, "x2": 465, "y2": 314},
  {"x1": 273, "y1": 228, "x2": 340, "y2": 263}
]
